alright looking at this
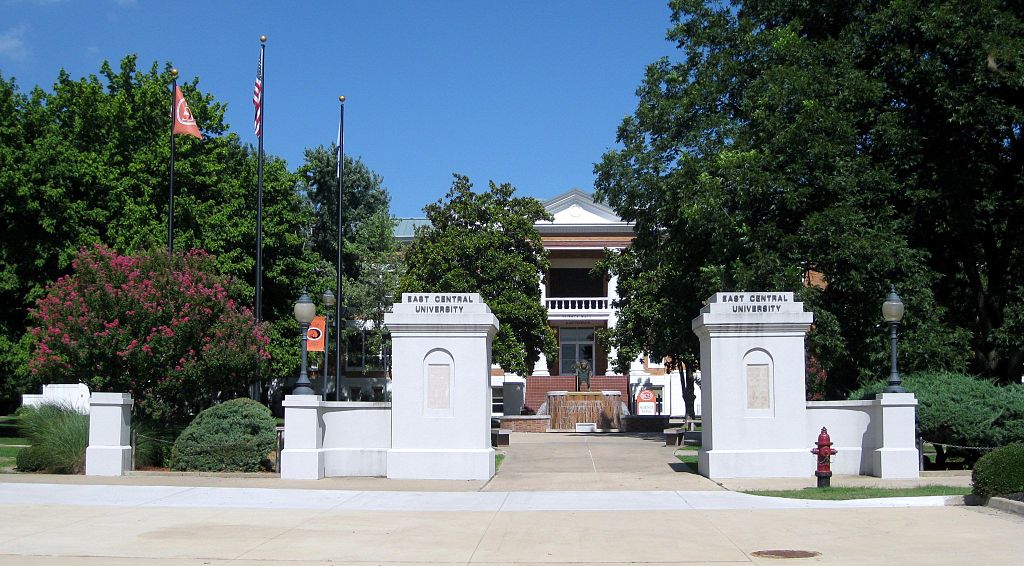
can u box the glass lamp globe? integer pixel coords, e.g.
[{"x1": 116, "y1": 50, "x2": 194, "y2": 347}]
[
  {"x1": 881, "y1": 287, "x2": 905, "y2": 323},
  {"x1": 293, "y1": 292, "x2": 316, "y2": 324}
]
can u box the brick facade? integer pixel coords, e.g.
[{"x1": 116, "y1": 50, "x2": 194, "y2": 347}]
[
  {"x1": 499, "y1": 415, "x2": 550, "y2": 432},
  {"x1": 523, "y1": 375, "x2": 629, "y2": 413}
]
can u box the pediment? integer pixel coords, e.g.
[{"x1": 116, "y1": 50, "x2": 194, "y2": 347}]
[{"x1": 541, "y1": 188, "x2": 624, "y2": 225}]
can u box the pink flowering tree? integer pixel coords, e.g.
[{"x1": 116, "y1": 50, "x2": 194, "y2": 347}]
[{"x1": 28, "y1": 245, "x2": 269, "y2": 424}]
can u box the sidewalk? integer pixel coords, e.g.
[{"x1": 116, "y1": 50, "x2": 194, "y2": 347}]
[{"x1": 0, "y1": 432, "x2": 1018, "y2": 565}]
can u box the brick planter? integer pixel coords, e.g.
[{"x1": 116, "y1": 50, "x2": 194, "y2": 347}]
[
  {"x1": 524, "y1": 375, "x2": 628, "y2": 413},
  {"x1": 500, "y1": 415, "x2": 550, "y2": 432}
]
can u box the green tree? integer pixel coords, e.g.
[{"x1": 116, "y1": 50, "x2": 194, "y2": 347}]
[
  {"x1": 342, "y1": 210, "x2": 402, "y2": 371},
  {"x1": 296, "y1": 147, "x2": 396, "y2": 372},
  {"x1": 0, "y1": 56, "x2": 319, "y2": 409},
  {"x1": 28, "y1": 246, "x2": 268, "y2": 425},
  {"x1": 400, "y1": 175, "x2": 556, "y2": 375},
  {"x1": 594, "y1": 0, "x2": 1024, "y2": 395},
  {"x1": 297, "y1": 147, "x2": 390, "y2": 274}
]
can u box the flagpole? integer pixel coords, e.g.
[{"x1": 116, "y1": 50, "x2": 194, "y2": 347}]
[
  {"x1": 335, "y1": 95, "x2": 345, "y2": 401},
  {"x1": 168, "y1": 68, "x2": 178, "y2": 255},
  {"x1": 256, "y1": 36, "x2": 266, "y2": 324}
]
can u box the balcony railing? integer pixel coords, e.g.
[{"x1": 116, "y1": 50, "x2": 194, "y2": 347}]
[{"x1": 545, "y1": 297, "x2": 610, "y2": 312}]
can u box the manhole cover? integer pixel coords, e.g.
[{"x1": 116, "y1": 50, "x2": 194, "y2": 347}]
[{"x1": 751, "y1": 549, "x2": 822, "y2": 559}]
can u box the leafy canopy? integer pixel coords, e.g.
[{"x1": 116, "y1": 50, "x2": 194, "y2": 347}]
[
  {"x1": 28, "y1": 245, "x2": 269, "y2": 425},
  {"x1": 400, "y1": 175, "x2": 555, "y2": 375},
  {"x1": 596, "y1": 0, "x2": 1022, "y2": 394},
  {"x1": 0, "y1": 56, "x2": 326, "y2": 408}
]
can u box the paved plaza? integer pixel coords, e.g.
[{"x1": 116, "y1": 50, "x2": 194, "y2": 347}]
[{"x1": 0, "y1": 433, "x2": 1020, "y2": 564}]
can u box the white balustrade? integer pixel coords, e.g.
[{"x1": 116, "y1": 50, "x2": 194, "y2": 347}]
[{"x1": 545, "y1": 297, "x2": 610, "y2": 312}]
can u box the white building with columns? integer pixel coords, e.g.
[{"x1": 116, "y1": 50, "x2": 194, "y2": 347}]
[{"x1": 397, "y1": 188, "x2": 699, "y2": 419}]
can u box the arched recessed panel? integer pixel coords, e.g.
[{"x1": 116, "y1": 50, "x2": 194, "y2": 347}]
[
  {"x1": 743, "y1": 348, "x2": 774, "y2": 417},
  {"x1": 423, "y1": 348, "x2": 455, "y2": 418}
]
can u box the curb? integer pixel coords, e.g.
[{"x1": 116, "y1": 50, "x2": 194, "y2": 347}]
[
  {"x1": 987, "y1": 496, "x2": 1024, "y2": 517},
  {"x1": 129, "y1": 470, "x2": 280, "y2": 479}
]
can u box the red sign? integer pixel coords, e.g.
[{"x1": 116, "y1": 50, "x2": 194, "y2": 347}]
[
  {"x1": 306, "y1": 316, "x2": 325, "y2": 352},
  {"x1": 637, "y1": 389, "x2": 657, "y2": 415}
]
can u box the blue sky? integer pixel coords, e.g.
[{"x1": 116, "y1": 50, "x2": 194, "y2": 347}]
[{"x1": 0, "y1": 0, "x2": 678, "y2": 217}]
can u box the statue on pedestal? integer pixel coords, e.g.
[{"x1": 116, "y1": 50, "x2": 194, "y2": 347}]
[{"x1": 575, "y1": 359, "x2": 592, "y2": 392}]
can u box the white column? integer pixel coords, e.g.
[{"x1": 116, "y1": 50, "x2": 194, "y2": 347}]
[
  {"x1": 534, "y1": 354, "x2": 551, "y2": 376},
  {"x1": 606, "y1": 274, "x2": 619, "y2": 372},
  {"x1": 872, "y1": 392, "x2": 920, "y2": 478},
  {"x1": 85, "y1": 393, "x2": 133, "y2": 476},
  {"x1": 280, "y1": 395, "x2": 324, "y2": 479},
  {"x1": 535, "y1": 269, "x2": 552, "y2": 376},
  {"x1": 385, "y1": 293, "x2": 499, "y2": 480},
  {"x1": 692, "y1": 292, "x2": 814, "y2": 479}
]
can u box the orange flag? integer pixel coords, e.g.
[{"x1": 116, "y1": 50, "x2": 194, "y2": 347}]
[
  {"x1": 172, "y1": 85, "x2": 203, "y2": 139},
  {"x1": 306, "y1": 316, "x2": 326, "y2": 352}
]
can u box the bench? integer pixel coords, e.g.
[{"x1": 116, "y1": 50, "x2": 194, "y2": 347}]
[
  {"x1": 491, "y1": 428, "x2": 511, "y2": 447},
  {"x1": 664, "y1": 428, "x2": 684, "y2": 446}
]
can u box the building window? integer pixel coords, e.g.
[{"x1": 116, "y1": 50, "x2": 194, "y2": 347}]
[
  {"x1": 548, "y1": 268, "x2": 604, "y2": 297},
  {"x1": 559, "y1": 327, "x2": 595, "y2": 375},
  {"x1": 344, "y1": 329, "x2": 391, "y2": 373},
  {"x1": 491, "y1": 386, "x2": 504, "y2": 415}
]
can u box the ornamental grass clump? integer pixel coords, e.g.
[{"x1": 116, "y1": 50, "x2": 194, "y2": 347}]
[
  {"x1": 971, "y1": 443, "x2": 1024, "y2": 499},
  {"x1": 169, "y1": 398, "x2": 276, "y2": 472},
  {"x1": 15, "y1": 403, "x2": 89, "y2": 474}
]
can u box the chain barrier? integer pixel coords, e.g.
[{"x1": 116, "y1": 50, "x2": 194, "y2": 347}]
[
  {"x1": 922, "y1": 439, "x2": 999, "y2": 451},
  {"x1": 135, "y1": 432, "x2": 268, "y2": 450},
  {"x1": 135, "y1": 433, "x2": 174, "y2": 445}
]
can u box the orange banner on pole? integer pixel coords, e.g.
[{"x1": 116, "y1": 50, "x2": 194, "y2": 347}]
[{"x1": 306, "y1": 316, "x2": 325, "y2": 352}]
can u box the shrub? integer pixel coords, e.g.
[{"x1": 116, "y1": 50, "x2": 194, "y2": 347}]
[
  {"x1": 972, "y1": 443, "x2": 1024, "y2": 498},
  {"x1": 169, "y1": 398, "x2": 276, "y2": 472},
  {"x1": 995, "y1": 384, "x2": 1024, "y2": 446},
  {"x1": 850, "y1": 371, "x2": 1007, "y2": 450},
  {"x1": 26, "y1": 245, "x2": 270, "y2": 425},
  {"x1": 15, "y1": 404, "x2": 89, "y2": 474}
]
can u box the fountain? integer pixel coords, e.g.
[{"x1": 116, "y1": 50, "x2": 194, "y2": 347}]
[{"x1": 543, "y1": 390, "x2": 625, "y2": 431}]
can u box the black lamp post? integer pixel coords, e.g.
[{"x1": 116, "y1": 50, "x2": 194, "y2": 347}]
[
  {"x1": 882, "y1": 286, "x2": 906, "y2": 393},
  {"x1": 293, "y1": 292, "x2": 317, "y2": 395},
  {"x1": 322, "y1": 289, "x2": 336, "y2": 400}
]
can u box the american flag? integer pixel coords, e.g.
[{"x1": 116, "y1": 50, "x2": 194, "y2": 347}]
[{"x1": 253, "y1": 50, "x2": 264, "y2": 138}]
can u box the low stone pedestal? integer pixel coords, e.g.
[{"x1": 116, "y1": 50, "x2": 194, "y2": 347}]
[{"x1": 85, "y1": 393, "x2": 133, "y2": 476}]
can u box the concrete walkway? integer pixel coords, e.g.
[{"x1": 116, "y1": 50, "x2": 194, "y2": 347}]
[{"x1": 0, "y1": 432, "x2": 1020, "y2": 565}]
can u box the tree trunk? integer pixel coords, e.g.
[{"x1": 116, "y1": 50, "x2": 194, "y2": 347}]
[{"x1": 682, "y1": 368, "x2": 697, "y2": 422}]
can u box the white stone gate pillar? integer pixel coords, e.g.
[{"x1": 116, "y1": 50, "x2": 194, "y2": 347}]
[
  {"x1": 692, "y1": 292, "x2": 813, "y2": 478},
  {"x1": 85, "y1": 392, "x2": 133, "y2": 476},
  {"x1": 384, "y1": 293, "x2": 499, "y2": 480}
]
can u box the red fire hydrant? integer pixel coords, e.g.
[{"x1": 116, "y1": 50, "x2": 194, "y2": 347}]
[{"x1": 811, "y1": 426, "x2": 838, "y2": 488}]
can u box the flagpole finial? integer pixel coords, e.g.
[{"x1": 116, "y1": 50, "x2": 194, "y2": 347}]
[
  {"x1": 339, "y1": 95, "x2": 346, "y2": 103},
  {"x1": 170, "y1": 68, "x2": 179, "y2": 79},
  {"x1": 260, "y1": 35, "x2": 267, "y2": 43}
]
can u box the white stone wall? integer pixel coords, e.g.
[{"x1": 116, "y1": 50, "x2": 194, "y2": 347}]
[
  {"x1": 693, "y1": 292, "x2": 919, "y2": 479},
  {"x1": 23, "y1": 383, "x2": 91, "y2": 414}
]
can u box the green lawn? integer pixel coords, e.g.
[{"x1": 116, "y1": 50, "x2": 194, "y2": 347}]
[
  {"x1": 675, "y1": 452, "x2": 698, "y2": 472},
  {"x1": 744, "y1": 486, "x2": 972, "y2": 500},
  {"x1": 0, "y1": 444, "x2": 22, "y2": 471},
  {"x1": 0, "y1": 437, "x2": 27, "y2": 446},
  {"x1": 495, "y1": 453, "x2": 505, "y2": 471},
  {"x1": 0, "y1": 415, "x2": 19, "y2": 437}
]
